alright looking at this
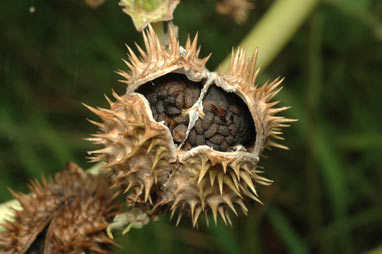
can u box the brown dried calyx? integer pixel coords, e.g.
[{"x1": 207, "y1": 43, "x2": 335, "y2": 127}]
[
  {"x1": 216, "y1": 0, "x2": 255, "y2": 24},
  {"x1": 84, "y1": 0, "x2": 106, "y2": 8},
  {"x1": 138, "y1": 73, "x2": 255, "y2": 152},
  {"x1": 0, "y1": 163, "x2": 121, "y2": 254}
]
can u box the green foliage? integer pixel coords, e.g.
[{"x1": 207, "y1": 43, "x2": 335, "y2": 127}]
[{"x1": 0, "y1": 0, "x2": 381, "y2": 253}]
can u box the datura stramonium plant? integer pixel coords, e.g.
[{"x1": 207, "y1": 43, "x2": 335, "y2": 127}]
[
  {"x1": 85, "y1": 25, "x2": 295, "y2": 227},
  {"x1": 0, "y1": 163, "x2": 120, "y2": 253}
]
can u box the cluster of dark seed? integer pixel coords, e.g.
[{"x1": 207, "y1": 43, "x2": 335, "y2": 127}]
[
  {"x1": 138, "y1": 74, "x2": 200, "y2": 144},
  {"x1": 187, "y1": 86, "x2": 254, "y2": 151},
  {"x1": 138, "y1": 74, "x2": 255, "y2": 152}
]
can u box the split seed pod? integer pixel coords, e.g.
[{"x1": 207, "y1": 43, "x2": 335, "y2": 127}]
[
  {"x1": 86, "y1": 25, "x2": 295, "y2": 227},
  {"x1": 0, "y1": 163, "x2": 120, "y2": 253}
]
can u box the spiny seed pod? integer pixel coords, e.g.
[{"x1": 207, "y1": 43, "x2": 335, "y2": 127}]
[
  {"x1": 85, "y1": 25, "x2": 295, "y2": 227},
  {"x1": 0, "y1": 162, "x2": 120, "y2": 254}
]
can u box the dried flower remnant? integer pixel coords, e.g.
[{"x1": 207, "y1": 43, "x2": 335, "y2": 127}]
[
  {"x1": 216, "y1": 0, "x2": 255, "y2": 24},
  {"x1": 86, "y1": 24, "x2": 295, "y2": 228},
  {"x1": 0, "y1": 163, "x2": 120, "y2": 254},
  {"x1": 119, "y1": 0, "x2": 180, "y2": 31},
  {"x1": 84, "y1": 0, "x2": 107, "y2": 8}
]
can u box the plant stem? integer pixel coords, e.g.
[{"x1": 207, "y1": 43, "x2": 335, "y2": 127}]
[
  {"x1": 220, "y1": 0, "x2": 319, "y2": 71},
  {"x1": 87, "y1": 161, "x2": 107, "y2": 175}
]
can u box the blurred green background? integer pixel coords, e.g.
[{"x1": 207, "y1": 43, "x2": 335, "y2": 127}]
[{"x1": 0, "y1": 0, "x2": 381, "y2": 253}]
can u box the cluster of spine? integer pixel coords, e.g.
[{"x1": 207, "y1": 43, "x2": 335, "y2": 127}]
[
  {"x1": 219, "y1": 48, "x2": 294, "y2": 153},
  {"x1": 157, "y1": 150, "x2": 273, "y2": 226},
  {"x1": 117, "y1": 25, "x2": 210, "y2": 92},
  {"x1": 87, "y1": 93, "x2": 269, "y2": 226},
  {"x1": 0, "y1": 163, "x2": 120, "y2": 254},
  {"x1": 86, "y1": 24, "x2": 295, "y2": 227},
  {"x1": 85, "y1": 92, "x2": 175, "y2": 206}
]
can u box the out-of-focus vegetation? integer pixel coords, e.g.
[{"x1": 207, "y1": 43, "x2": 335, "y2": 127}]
[{"x1": 0, "y1": 0, "x2": 381, "y2": 253}]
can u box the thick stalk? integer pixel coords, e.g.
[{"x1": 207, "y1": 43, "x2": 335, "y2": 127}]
[{"x1": 220, "y1": 0, "x2": 319, "y2": 71}]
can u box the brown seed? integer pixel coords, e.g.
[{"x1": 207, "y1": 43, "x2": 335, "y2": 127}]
[
  {"x1": 156, "y1": 100, "x2": 165, "y2": 113},
  {"x1": 167, "y1": 82, "x2": 184, "y2": 94},
  {"x1": 175, "y1": 93, "x2": 184, "y2": 109},
  {"x1": 209, "y1": 134, "x2": 224, "y2": 145},
  {"x1": 218, "y1": 126, "x2": 230, "y2": 136},
  {"x1": 173, "y1": 115, "x2": 189, "y2": 125},
  {"x1": 203, "y1": 100, "x2": 217, "y2": 113},
  {"x1": 196, "y1": 135, "x2": 206, "y2": 146},
  {"x1": 165, "y1": 106, "x2": 181, "y2": 116},
  {"x1": 218, "y1": 107, "x2": 227, "y2": 115},
  {"x1": 225, "y1": 112, "x2": 233, "y2": 124},
  {"x1": 214, "y1": 115, "x2": 226, "y2": 125},
  {"x1": 184, "y1": 88, "x2": 199, "y2": 108},
  {"x1": 158, "y1": 88, "x2": 168, "y2": 97},
  {"x1": 188, "y1": 129, "x2": 197, "y2": 145},
  {"x1": 195, "y1": 119, "x2": 203, "y2": 134},
  {"x1": 220, "y1": 141, "x2": 229, "y2": 151},
  {"x1": 226, "y1": 135, "x2": 235, "y2": 145},
  {"x1": 201, "y1": 112, "x2": 214, "y2": 130},
  {"x1": 172, "y1": 124, "x2": 188, "y2": 143},
  {"x1": 206, "y1": 140, "x2": 219, "y2": 150},
  {"x1": 204, "y1": 123, "x2": 218, "y2": 138}
]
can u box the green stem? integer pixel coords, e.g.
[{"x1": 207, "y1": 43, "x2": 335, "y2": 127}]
[
  {"x1": 220, "y1": 0, "x2": 319, "y2": 71},
  {"x1": 87, "y1": 161, "x2": 107, "y2": 175}
]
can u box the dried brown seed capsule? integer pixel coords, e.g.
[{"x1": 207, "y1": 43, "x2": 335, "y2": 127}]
[
  {"x1": 86, "y1": 25, "x2": 295, "y2": 227},
  {"x1": 0, "y1": 163, "x2": 120, "y2": 254}
]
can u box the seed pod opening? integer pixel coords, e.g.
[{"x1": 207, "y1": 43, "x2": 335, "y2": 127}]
[
  {"x1": 136, "y1": 73, "x2": 256, "y2": 152},
  {"x1": 86, "y1": 24, "x2": 295, "y2": 227}
]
